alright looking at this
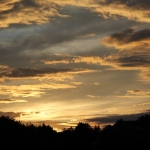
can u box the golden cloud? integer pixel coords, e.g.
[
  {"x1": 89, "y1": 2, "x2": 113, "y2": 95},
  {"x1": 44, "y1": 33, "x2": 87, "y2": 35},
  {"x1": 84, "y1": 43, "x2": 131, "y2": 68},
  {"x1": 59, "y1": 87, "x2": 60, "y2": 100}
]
[
  {"x1": 91, "y1": 2, "x2": 150, "y2": 23},
  {"x1": 102, "y1": 28, "x2": 150, "y2": 50},
  {"x1": 0, "y1": 65, "x2": 96, "y2": 82},
  {"x1": 1, "y1": 0, "x2": 150, "y2": 28},
  {"x1": 86, "y1": 95, "x2": 101, "y2": 98},
  {"x1": 116, "y1": 89, "x2": 150, "y2": 98},
  {"x1": 100, "y1": 28, "x2": 150, "y2": 82},
  {"x1": 0, "y1": 0, "x2": 68, "y2": 28},
  {"x1": 127, "y1": 89, "x2": 150, "y2": 97},
  {"x1": 133, "y1": 102, "x2": 150, "y2": 107},
  {"x1": 0, "y1": 111, "x2": 22, "y2": 118},
  {"x1": 0, "y1": 83, "x2": 76, "y2": 98},
  {"x1": 41, "y1": 0, "x2": 150, "y2": 23},
  {"x1": 41, "y1": 59, "x2": 69, "y2": 65},
  {"x1": 138, "y1": 70, "x2": 150, "y2": 83},
  {"x1": 42, "y1": 52, "x2": 150, "y2": 83},
  {"x1": 42, "y1": 56, "x2": 106, "y2": 65},
  {"x1": 0, "y1": 99, "x2": 27, "y2": 103}
]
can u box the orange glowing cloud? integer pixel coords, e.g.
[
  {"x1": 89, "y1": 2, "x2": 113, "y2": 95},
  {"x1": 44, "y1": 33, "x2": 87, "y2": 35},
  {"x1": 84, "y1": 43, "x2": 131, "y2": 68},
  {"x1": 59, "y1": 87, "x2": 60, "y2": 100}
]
[
  {"x1": 42, "y1": 56, "x2": 106, "y2": 65},
  {"x1": 127, "y1": 89, "x2": 150, "y2": 97},
  {"x1": 116, "y1": 89, "x2": 150, "y2": 98},
  {"x1": 1, "y1": 0, "x2": 150, "y2": 28},
  {"x1": 86, "y1": 95, "x2": 101, "y2": 98},
  {"x1": 102, "y1": 28, "x2": 150, "y2": 50},
  {"x1": 0, "y1": 0, "x2": 68, "y2": 28},
  {"x1": 0, "y1": 65, "x2": 96, "y2": 82},
  {"x1": 100, "y1": 28, "x2": 150, "y2": 82},
  {"x1": 0, "y1": 83, "x2": 77, "y2": 98},
  {"x1": 0, "y1": 99, "x2": 27, "y2": 103}
]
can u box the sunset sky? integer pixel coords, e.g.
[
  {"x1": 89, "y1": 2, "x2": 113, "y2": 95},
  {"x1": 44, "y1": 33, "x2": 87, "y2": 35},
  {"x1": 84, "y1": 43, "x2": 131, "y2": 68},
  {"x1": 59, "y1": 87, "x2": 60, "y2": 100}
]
[{"x1": 1, "y1": 0, "x2": 150, "y2": 131}]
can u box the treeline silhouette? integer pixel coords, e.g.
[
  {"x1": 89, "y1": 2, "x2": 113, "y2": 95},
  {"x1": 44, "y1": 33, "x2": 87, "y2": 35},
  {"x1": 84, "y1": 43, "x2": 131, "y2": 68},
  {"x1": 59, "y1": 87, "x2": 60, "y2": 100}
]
[{"x1": 0, "y1": 114, "x2": 150, "y2": 150}]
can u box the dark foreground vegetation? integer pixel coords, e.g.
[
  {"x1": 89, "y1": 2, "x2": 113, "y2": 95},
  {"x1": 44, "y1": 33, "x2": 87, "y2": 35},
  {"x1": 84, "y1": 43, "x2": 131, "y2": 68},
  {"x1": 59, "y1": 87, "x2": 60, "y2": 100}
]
[{"x1": 0, "y1": 115, "x2": 150, "y2": 150}]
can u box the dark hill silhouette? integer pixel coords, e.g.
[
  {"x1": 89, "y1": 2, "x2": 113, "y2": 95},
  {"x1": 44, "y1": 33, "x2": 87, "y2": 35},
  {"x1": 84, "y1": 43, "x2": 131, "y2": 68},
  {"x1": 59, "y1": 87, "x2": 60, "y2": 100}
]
[{"x1": 0, "y1": 114, "x2": 150, "y2": 150}]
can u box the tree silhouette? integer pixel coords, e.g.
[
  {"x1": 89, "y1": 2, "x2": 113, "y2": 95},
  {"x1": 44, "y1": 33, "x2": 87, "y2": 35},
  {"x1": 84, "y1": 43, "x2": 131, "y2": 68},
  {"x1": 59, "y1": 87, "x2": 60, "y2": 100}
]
[{"x1": 0, "y1": 114, "x2": 150, "y2": 150}]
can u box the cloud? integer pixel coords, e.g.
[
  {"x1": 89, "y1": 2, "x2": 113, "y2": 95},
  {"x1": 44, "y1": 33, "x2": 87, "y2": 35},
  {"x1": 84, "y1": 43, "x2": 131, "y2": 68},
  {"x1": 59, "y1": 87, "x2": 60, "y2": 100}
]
[
  {"x1": 42, "y1": 55, "x2": 106, "y2": 65},
  {"x1": 0, "y1": 99, "x2": 27, "y2": 103},
  {"x1": 0, "y1": 0, "x2": 67, "y2": 28},
  {"x1": 91, "y1": 0, "x2": 150, "y2": 23},
  {"x1": 101, "y1": 53, "x2": 150, "y2": 69},
  {"x1": 116, "y1": 89, "x2": 150, "y2": 98},
  {"x1": 1, "y1": 0, "x2": 150, "y2": 29},
  {"x1": 0, "y1": 111, "x2": 22, "y2": 118},
  {"x1": 0, "y1": 65, "x2": 70, "y2": 81},
  {"x1": 0, "y1": 6, "x2": 105, "y2": 53},
  {"x1": 100, "y1": 28, "x2": 150, "y2": 82},
  {"x1": 99, "y1": 53, "x2": 150, "y2": 82},
  {"x1": 102, "y1": 28, "x2": 150, "y2": 50},
  {"x1": 127, "y1": 89, "x2": 150, "y2": 97},
  {"x1": 0, "y1": 4, "x2": 137, "y2": 69},
  {"x1": 133, "y1": 102, "x2": 150, "y2": 108},
  {"x1": 138, "y1": 70, "x2": 150, "y2": 83},
  {"x1": 0, "y1": 111, "x2": 44, "y2": 120},
  {"x1": 41, "y1": 59, "x2": 70, "y2": 65},
  {"x1": 0, "y1": 83, "x2": 77, "y2": 98},
  {"x1": 42, "y1": 53, "x2": 150, "y2": 71},
  {"x1": 41, "y1": 52, "x2": 150, "y2": 83},
  {"x1": 86, "y1": 95, "x2": 101, "y2": 98},
  {"x1": 78, "y1": 33, "x2": 96, "y2": 38},
  {"x1": 97, "y1": 0, "x2": 150, "y2": 10},
  {"x1": 0, "y1": 67, "x2": 71, "y2": 78},
  {"x1": 0, "y1": 65, "x2": 96, "y2": 81},
  {"x1": 71, "y1": 82, "x2": 83, "y2": 85},
  {"x1": 85, "y1": 110, "x2": 150, "y2": 124}
]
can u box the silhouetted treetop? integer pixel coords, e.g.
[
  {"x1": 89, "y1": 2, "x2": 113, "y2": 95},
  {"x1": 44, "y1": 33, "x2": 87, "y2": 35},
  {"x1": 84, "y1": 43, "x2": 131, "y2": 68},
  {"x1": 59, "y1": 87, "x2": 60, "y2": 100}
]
[
  {"x1": 137, "y1": 114, "x2": 150, "y2": 123},
  {"x1": 0, "y1": 114, "x2": 150, "y2": 150}
]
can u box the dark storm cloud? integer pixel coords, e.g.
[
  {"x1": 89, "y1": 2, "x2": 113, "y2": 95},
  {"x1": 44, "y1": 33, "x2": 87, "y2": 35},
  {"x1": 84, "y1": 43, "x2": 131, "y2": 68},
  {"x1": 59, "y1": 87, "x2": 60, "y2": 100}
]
[{"x1": 85, "y1": 110, "x2": 150, "y2": 124}]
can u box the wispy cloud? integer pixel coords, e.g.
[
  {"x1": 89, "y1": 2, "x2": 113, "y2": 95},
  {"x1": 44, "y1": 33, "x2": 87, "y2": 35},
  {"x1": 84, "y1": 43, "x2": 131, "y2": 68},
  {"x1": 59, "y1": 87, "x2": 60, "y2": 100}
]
[
  {"x1": 0, "y1": 83, "x2": 77, "y2": 98},
  {"x1": 100, "y1": 28, "x2": 150, "y2": 82},
  {"x1": 42, "y1": 55, "x2": 106, "y2": 65},
  {"x1": 0, "y1": 65, "x2": 96, "y2": 81},
  {"x1": 116, "y1": 89, "x2": 150, "y2": 98},
  {"x1": 133, "y1": 102, "x2": 150, "y2": 107},
  {"x1": 127, "y1": 89, "x2": 150, "y2": 97},
  {"x1": 0, "y1": 0, "x2": 68, "y2": 28},
  {"x1": 102, "y1": 28, "x2": 150, "y2": 50},
  {"x1": 91, "y1": 0, "x2": 150, "y2": 23},
  {"x1": 2, "y1": 0, "x2": 150, "y2": 28},
  {"x1": 0, "y1": 99, "x2": 27, "y2": 103},
  {"x1": 0, "y1": 111, "x2": 22, "y2": 118},
  {"x1": 86, "y1": 95, "x2": 101, "y2": 98}
]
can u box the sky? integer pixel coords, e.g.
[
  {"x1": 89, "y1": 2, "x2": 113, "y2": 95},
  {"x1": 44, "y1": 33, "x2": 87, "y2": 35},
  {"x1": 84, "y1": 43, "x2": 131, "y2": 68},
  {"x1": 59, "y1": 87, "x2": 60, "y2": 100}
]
[{"x1": 0, "y1": 0, "x2": 150, "y2": 131}]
